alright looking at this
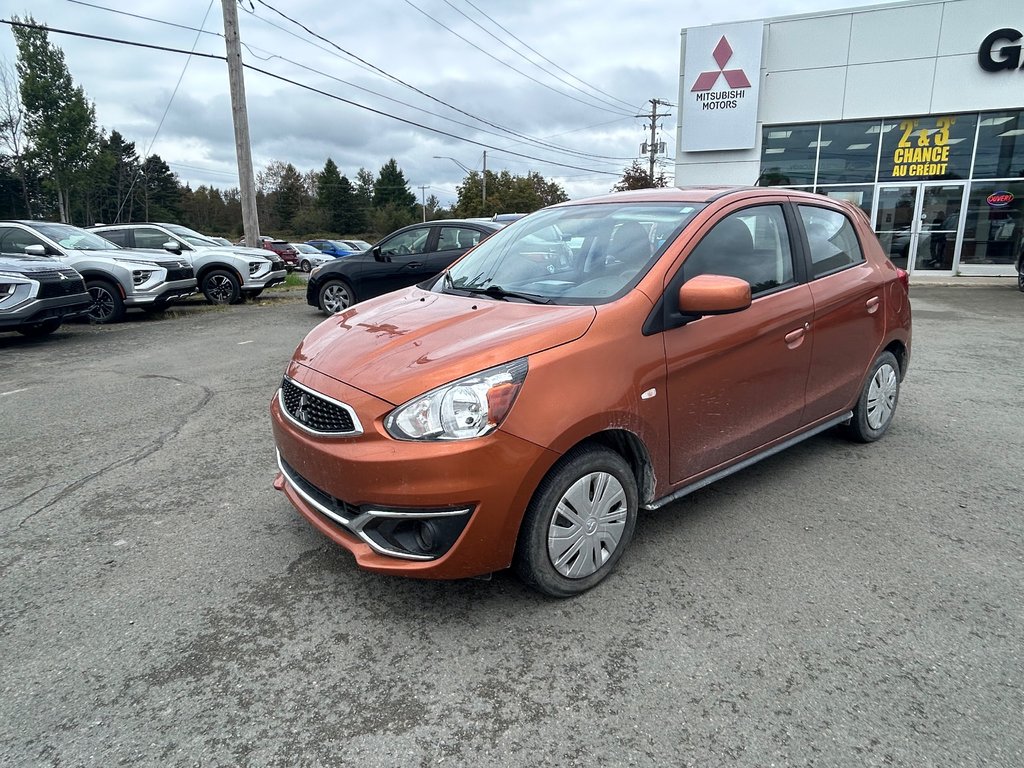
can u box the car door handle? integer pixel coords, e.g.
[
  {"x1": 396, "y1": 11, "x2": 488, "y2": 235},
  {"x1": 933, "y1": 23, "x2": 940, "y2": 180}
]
[
  {"x1": 866, "y1": 296, "x2": 880, "y2": 314},
  {"x1": 784, "y1": 327, "x2": 806, "y2": 345},
  {"x1": 405, "y1": 261, "x2": 423, "y2": 268}
]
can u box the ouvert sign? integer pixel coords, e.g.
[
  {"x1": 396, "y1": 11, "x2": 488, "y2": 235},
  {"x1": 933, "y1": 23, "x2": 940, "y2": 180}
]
[{"x1": 681, "y1": 21, "x2": 763, "y2": 152}]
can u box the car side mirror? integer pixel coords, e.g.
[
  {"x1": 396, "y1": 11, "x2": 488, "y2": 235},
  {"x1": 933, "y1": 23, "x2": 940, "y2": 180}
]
[
  {"x1": 23, "y1": 244, "x2": 47, "y2": 257},
  {"x1": 372, "y1": 246, "x2": 387, "y2": 262},
  {"x1": 163, "y1": 241, "x2": 182, "y2": 254},
  {"x1": 678, "y1": 274, "x2": 751, "y2": 315}
]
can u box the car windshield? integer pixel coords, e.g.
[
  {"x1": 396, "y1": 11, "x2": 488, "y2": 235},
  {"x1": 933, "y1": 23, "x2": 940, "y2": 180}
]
[
  {"x1": 33, "y1": 223, "x2": 120, "y2": 251},
  {"x1": 162, "y1": 224, "x2": 220, "y2": 247},
  {"x1": 293, "y1": 243, "x2": 320, "y2": 253},
  {"x1": 439, "y1": 202, "x2": 705, "y2": 305}
]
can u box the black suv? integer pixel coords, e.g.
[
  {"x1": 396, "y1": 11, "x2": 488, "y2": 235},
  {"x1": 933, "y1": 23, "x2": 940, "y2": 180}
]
[{"x1": 0, "y1": 253, "x2": 91, "y2": 337}]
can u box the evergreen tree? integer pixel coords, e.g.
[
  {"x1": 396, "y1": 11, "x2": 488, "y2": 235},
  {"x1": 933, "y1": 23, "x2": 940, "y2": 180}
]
[
  {"x1": 141, "y1": 155, "x2": 181, "y2": 222},
  {"x1": 372, "y1": 158, "x2": 416, "y2": 212},
  {"x1": 316, "y1": 157, "x2": 348, "y2": 233},
  {"x1": 353, "y1": 167, "x2": 374, "y2": 232},
  {"x1": 12, "y1": 16, "x2": 99, "y2": 222}
]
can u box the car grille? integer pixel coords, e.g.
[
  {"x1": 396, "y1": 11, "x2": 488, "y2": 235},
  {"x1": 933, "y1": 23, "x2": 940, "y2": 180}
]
[
  {"x1": 164, "y1": 266, "x2": 194, "y2": 281},
  {"x1": 279, "y1": 378, "x2": 360, "y2": 435},
  {"x1": 35, "y1": 270, "x2": 87, "y2": 298},
  {"x1": 271, "y1": 260, "x2": 285, "y2": 271}
]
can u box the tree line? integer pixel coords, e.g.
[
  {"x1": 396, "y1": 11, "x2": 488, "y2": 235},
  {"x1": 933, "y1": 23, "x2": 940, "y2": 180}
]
[{"x1": 1, "y1": 17, "x2": 663, "y2": 241}]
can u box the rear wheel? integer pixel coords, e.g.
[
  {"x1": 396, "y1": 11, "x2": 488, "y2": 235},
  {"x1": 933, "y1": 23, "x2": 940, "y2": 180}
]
[
  {"x1": 18, "y1": 318, "x2": 61, "y2": 337},
  {"x1": 86, "y1": 279, "x2": 125, "y2": 324},
  {"x1": 845, "y1": 351, "x2": 900, "y2": 442},
  {"x1": 202, "y1": 269, "x2": 241, "y2": 305},
  {"x1": 514, "y1": 445, "x2": 638, "y2": 597},
  {"x1": 1017, "y1": 268, "x2": 1023, "y2": 293},
  {"x1": 319, "y1": 279, "x2": 354, "y2": 314}
]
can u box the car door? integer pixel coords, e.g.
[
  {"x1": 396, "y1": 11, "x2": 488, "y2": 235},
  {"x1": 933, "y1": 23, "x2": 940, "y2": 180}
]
[
  {"x1": 360, "y1": 225, "x2": 438, "y2": 298},
  {"x1": 796, "y1": 203, "x2": 888, "y2": 422},
  {"x1": 662, "y1": 203, "x2": 814, "y2": 484}
]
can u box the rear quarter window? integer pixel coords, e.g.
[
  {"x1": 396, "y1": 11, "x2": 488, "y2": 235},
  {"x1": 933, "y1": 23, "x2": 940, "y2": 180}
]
[{"x1": 799, "y1": 205, "x2": 865, "y2": 278}]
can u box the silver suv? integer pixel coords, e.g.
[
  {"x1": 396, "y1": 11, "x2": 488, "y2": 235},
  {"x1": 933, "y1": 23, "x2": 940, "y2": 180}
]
[
  {"x1": 0, "y1": 221, "x2": 196, "y2": 323},
  {"x1": 90, "y1": 223, "x2": 287, "y2": 304}
]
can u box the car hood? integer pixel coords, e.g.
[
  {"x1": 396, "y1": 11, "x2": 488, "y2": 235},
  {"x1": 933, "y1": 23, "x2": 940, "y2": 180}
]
[
  {"x1": 202, "y1": 246, "x2": 272, "y2": 260},
  {"x1": 64, "y1": 247, "x2": 179, "y2": 267},
  {"x1": 0, "y1": 254, "x2": 68, "y2": 273},
  {"x1": 292, "y1": 287, "x2": 597, "y2": 404}
]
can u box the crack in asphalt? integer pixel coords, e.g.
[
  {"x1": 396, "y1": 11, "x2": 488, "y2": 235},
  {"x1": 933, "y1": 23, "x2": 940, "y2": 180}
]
[{"x1": 16, "y1": 377, "x2": 215, "y2": 529}]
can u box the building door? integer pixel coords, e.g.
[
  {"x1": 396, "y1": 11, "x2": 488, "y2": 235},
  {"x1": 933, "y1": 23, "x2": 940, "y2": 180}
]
[{"x1": 873, "y1": 183, "x2": 966, "y2": 274}]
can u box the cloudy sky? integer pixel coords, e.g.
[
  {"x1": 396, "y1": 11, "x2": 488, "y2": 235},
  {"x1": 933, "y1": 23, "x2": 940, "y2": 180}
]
[{"x1": 2, "y1": 0, "x2": 896, "y2": 206}]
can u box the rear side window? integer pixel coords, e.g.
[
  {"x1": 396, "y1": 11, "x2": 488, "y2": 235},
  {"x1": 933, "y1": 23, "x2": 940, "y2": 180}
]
[
  {"x1": 437, "y1": 227, "x2": 481, "y2": 251},
  {"x1": 99, "y1": 229, "x2": 130, "y2": 247},
  {"x1": 798, "y1": 205, "x2": 865, "y2": 278},
  {"x1": 683, "y1": 205, "x2": 796, "y2": 296}
]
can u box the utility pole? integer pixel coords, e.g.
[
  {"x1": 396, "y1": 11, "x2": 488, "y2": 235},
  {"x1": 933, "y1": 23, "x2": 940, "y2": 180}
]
[
  {"x1": 637, "y1": 98, "x2": 673, "y2": 182},
  {"x1": 418, "y1": 184, "x2": 428, "y2": 222},
  {"x1": 221, "y1": 0, "x2": 260, "y2": 247}
]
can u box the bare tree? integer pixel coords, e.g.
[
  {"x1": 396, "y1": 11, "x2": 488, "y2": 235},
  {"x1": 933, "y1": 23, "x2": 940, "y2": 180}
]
[{"x1": 0, "y1": 58, "x2": 32, "y2": 216}]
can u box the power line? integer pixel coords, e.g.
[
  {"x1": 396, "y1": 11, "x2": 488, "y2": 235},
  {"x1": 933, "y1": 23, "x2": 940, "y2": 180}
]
[
  {"x1": 400, "y1": 0, "x2": 634, "y2": 117},
  {"x1": 459, "y1": 0, "x2": 637, "y2": 113},
  {"x1": 248, "y1": 0, "x2": 633, "y2": 161},
  {"x1": 444, "y1": 0, "x2": 636, "y2": 114},
  {"x1": 0, "y1": 19, "x2": 621, "y2": 177}
]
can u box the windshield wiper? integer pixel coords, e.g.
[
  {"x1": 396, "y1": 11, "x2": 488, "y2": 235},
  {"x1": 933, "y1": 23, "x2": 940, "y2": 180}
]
[{"x1": 459, "y1": 284, "x2": 553, "y2": 304}]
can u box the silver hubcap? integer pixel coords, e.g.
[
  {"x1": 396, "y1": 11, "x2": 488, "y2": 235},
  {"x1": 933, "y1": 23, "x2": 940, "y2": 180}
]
[
  {"x1": 322, "y1": 283, "x2": 351, "y2": 313},
  {"x1": 866, "y1": 363, "x2": 898, "y2": 430},
  {"x1": 547, "y1": 471, "x2": 627, "y2": 579},
  {"x1": 207, "y1": 275, "x2": 234, "y2": 303}
]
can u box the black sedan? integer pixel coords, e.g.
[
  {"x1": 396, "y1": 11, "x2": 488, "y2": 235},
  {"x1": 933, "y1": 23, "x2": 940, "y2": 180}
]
[{"x1": 306, "y1": 219, "x2": 503, "y2": 313}]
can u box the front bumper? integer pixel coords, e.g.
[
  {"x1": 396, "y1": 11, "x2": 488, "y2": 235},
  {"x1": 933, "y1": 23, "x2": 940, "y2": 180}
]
[
  {"x1": 270, "y1": 367, "x2": 557, "y2": 580},
  {"x1": 244, "y1": 268, "x2": 287, "y2": 290},
  {"x1": 0, "y1": 292, "x2": 92, "y2": 329},
  {"x1": 124, "y1": 277, "x2": 197, "y2": 307}
]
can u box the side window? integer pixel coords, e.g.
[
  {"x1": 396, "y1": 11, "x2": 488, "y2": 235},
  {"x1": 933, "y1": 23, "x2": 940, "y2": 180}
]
[
  {"x1": 134, "y1": 228, "x2": 175, "y2": 249},
  {"x1": 99, "y1": 229, "x2": 130, "y2": 247},
  {"x1": 0, "y1": 227, "x2": 48, "y2": 255},
  {"x1": 798, "y1": 205, "x2": 865, "y2": 278},
  {"x1": 380, "y1": 228, "x2": 431, "y2": 257},
  {"x1": 684, "y1": 205, "x2": 795, "y2": 295},
  {"x1": 437, "y1": 227, "x2": 480, "y2": 251}
]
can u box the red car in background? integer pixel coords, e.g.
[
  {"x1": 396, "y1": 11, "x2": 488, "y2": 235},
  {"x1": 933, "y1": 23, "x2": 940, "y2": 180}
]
[{"x1": 237, "y1": 236, "x2": 299, "y2": 270}]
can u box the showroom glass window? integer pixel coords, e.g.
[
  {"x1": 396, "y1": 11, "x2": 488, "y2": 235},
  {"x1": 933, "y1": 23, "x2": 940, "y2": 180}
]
[
  {"x1": 959, "y1": 181, "x2": 1024, "y2": 266},
  {"x1": 758, "y1": 124, "x2": 820, "y2": 186},
  {"x1": 973, "y1": 110, "x2": 1024, "y2": 179},
  {"x1": 815, "y1": 120, "x2": 881, "y2": 184},
  {"x1": 877, "y1": 114, "x2": 977, "y2": 183}
]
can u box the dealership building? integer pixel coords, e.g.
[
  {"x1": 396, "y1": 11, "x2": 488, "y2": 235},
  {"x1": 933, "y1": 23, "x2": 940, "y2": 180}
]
[{"x1": 675, "y1": 0, "x2": 1023, "y2": 279}]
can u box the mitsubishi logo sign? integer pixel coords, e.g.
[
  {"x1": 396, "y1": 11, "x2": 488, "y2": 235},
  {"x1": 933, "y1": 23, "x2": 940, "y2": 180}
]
[
  {"x1": 691, "y1": 37, "x2": 752, "y2": 92},
  {"x1": 681, "y1": 21, "x2": 764, "y2": 152}
]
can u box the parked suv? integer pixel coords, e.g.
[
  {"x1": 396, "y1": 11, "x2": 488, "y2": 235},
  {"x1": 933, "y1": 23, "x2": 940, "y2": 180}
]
[
  {"x1": 0, "y1": 253, "x2": 91, "y2": 337},
  {"x1": 271, "y1": 187, "x2": 912, "y2": 596},
  {"x1": 0, "y1": 221, "x2": 196, "y2": 323},
  {"x1": 90, "y1": 223, "x2": 286, "y2": 304}
]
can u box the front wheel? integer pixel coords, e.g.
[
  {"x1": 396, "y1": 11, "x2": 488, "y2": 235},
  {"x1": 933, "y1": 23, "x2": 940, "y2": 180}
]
[
  {"x1": 202, "y1": 269, "x2": 241, "y2": 305},
  {"x1": 514, "y1": 445, "x2": 638, "y2": 597},
  {"x1": 299, "y1": 259, "x2": 312, "y2": 272},
  {"x1": 18, "y1": 318, "x2": 62, "y2": 337},
  {"x1": 318, "y1": 279, "x2": 354, "y2": 314},
  {"x1": 86, "y1": 279, "x2": 125, "y2": 324},
  {"x1": 845, "y1": 351, "x2": 900, "y2": 442}
]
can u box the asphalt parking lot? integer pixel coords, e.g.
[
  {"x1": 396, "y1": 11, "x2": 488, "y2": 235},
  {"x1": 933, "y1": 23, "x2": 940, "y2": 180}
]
[{"x1": 1, "y1": 282, "x2": 1022, "y2": 767}]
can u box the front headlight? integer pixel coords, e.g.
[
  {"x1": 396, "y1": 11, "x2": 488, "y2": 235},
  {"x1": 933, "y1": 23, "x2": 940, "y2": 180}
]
[
  {"x1": 385, "y1": 358, "x2": 528, "y2": 441},
  {"x1": 132, "y1": 269, "x2": 155, "y2": 286},
  {"x1": 249, "y1": 261, "x2": 262, "y2": 275}
]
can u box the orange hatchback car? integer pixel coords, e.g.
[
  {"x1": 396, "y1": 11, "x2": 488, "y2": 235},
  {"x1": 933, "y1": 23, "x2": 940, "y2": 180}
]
[{"x1": 271, "y1": 187, "x2": 911, "y2": 596}]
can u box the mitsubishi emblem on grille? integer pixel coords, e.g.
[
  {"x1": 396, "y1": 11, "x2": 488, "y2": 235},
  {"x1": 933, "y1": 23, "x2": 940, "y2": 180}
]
[{"x1": 295, "y1": 393, "x2": 311, "y2": 424}]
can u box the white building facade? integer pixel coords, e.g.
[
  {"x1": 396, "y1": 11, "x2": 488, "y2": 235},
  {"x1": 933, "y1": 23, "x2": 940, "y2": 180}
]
[{"x1": 675, "y1": 0, "x2": 1024, "y2": 278}]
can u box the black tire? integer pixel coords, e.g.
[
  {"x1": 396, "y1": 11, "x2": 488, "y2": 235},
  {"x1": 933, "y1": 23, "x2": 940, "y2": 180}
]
[
  {"x1": 201, "y1": 269, "x2": 241, "y2": 305},
  {"x1": 514, "y1": 445, "x2": 638, "y2": 597},
  {"x1": 1017, "y1": 269, "x2": 1023, "y2": 293},
  {"x1": 299, "y1": 259, "x2": 312, "y2": 273},
  {"x1": 18, "y1": 318, "x2": 61, "y2": 337},
  {"x1": 86, "y1": 279, "x2": 125, "y2": 324},
  {"x1": 318, "y1": 279, "x2": 355, "y2": 314},
  {"x1": 845, "y1": 351, "x2": 901, "y2": 443}
]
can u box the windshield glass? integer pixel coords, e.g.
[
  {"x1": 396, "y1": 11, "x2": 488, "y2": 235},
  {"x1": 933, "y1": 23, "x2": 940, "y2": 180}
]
[
  {"x1": 34, "y1": 223, "x2": 120, "y2": 251},
  {"x1": 294, "y1": 243, "x2": 320, "y2": 253},
  {"x1": 440, "y1": 202, "x2": 705, "y2": 304},
  {"x1": 163, "y1": 224, "x2": 220, "y2": 247}
]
